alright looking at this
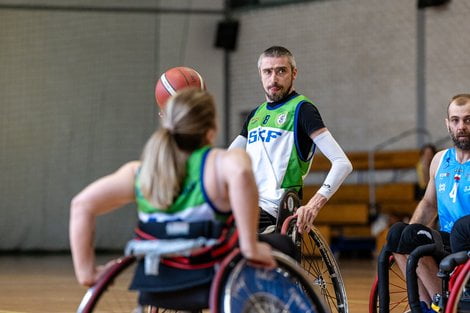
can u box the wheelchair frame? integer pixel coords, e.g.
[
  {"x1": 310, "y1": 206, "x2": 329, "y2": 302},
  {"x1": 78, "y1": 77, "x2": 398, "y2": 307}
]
[
  {"x1": 438, "y1": 251, "x2": 469, "y2": 313},
  {"x1": 369, "y1": 250, "x2": 409, "y2": 313},
  {"x1": 76, "y1": 247, "x2": 327, "y2": 313},
  {"x1": 369, "y1": 244, "x2": 469, "y2": 313},
  {"x1": 276, "y1": 190, "x2": 349, "y2": 313},
  {"x1": 77, "y1": 189, "x2": 348, "y2": 313}
]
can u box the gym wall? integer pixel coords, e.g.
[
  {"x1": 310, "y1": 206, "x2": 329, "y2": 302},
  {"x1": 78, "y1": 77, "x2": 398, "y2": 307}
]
[
  {"x1": 1, "y1": 0, "x2": 469, "y2": 250},
  {"x1": 0, "y1": 0, "x2": 224, "y2": 250},
  {"x1": 228, "y1": 0, "x2": 468, "y2": 151}
]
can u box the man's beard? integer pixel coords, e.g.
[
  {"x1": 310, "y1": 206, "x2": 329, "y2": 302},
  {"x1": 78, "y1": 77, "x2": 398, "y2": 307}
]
[
  {"x1": 266, "y1": 81, "x2": 293, "y2": 102},
  {"x1": 450, "y1": 130, "x2": 470, "y2": 150}
]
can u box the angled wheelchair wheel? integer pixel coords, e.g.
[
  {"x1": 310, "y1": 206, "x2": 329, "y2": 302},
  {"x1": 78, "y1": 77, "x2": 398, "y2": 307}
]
[
  {"x1": 76, "y1": 256, "x2": 181, "y2": 313},
  {"x1": 281, "y1": 215, "x2": 348, "y2": 313},
  {"x1": 302, "y1": 226, "x2": 349, "y2": 313},
  {"x1": 369, "y1": 255, "x2": 409, "y2": 313},
  {"x1": 210, "y1": 249, "x2": 327, "y2": 313},
  {"x1": 445, "y1": 258, "x2": 470, "y2": 313}
]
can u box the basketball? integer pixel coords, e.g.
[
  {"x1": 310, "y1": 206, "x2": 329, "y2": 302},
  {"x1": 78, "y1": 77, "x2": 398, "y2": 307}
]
[{"x1": 155, "y1": 66, "x2": 205, "y2": 109}]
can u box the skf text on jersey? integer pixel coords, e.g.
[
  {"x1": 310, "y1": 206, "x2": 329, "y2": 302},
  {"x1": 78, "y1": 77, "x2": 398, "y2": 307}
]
[{"x1": 248, "y1": 129, "x2": 283, "y2": 144}]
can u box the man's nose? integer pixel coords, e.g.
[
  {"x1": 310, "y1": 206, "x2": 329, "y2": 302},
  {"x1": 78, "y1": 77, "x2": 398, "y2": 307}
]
[{"x1": 270, "y1": 72, "x2": 279, "y2": 81}]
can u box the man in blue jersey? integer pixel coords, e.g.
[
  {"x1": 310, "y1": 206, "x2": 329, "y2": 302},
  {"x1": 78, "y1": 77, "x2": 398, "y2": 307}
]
[
  {"x1": 387, "y1": 94, "x2": 470, "y2": 312},
  {"x1": 229, "y1": 46, "x2": 352, "y2": 233}
]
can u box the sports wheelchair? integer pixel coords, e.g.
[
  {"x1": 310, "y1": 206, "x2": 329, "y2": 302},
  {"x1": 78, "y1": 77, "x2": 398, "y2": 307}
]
[
  {"x1": 76, "y1": 222, "x2": 327, "y2": 313},
  {"x1": 271, "y1": 190, "x2": 349, "y2": 313},
  {"x1": 369, "y1": 230, "x2": 470, "y2": 313}
]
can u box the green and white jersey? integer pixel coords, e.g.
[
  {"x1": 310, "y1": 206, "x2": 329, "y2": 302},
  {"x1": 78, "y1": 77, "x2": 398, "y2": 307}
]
[
  {"x1": 135, "y1": 146, "x2": 229, "y2": 223},
  {"x1": 246, "y1": 95, "x2": 315, "y2": 217}
]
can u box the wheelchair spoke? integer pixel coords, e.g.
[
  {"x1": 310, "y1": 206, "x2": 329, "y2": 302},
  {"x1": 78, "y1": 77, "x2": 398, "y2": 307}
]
[
  {"x1": 218, "y1": 251, "x2": 326, "y2": 313},
  {"x1": 389, "y1": 282, "x2": 407, "y2": 290},
  {"x1": 77, "y1": 257, "x2": 190, "y2": 313},
  {"x1": 299, "y1": 228, "x2": 348, "y2": 313},
  {"x1": 371, "y1": 256, "x2": 409, "y2": 313}
]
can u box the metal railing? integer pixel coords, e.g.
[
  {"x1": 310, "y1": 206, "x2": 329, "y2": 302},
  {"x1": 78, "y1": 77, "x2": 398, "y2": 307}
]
[{"x1": 368, "y1": 128, "x2": 431, "y2": 215}]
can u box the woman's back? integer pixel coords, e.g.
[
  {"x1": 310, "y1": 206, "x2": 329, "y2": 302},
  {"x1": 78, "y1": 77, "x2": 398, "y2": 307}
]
[{"x1": 70, "y1": 88, "x2": 275, "y2": 288}]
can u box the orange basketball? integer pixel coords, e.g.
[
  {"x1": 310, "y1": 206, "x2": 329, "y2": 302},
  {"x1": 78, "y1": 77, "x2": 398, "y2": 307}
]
[{"x1": 155, "y1": 66, "x2": 205, "y2": 109}]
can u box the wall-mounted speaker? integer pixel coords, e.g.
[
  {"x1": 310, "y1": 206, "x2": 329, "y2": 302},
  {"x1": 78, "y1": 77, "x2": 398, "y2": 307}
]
[
  {"x1": 215, "y1": 20, "x2": 239, "y2": 51},
  {"x1": 417, "y1": 0, "x2": 451, "y2": 9}
]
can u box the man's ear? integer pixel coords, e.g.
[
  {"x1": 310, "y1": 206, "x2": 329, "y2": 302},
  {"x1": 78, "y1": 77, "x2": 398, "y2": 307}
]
[{"x1": 292, "y1": 67, "x2": 298, "y2": 80}]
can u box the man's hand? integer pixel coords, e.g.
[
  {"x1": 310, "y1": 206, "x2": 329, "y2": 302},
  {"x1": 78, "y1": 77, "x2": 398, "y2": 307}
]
[{"x1": 296, "y1": 193, "x2": 327, "y2": 233}]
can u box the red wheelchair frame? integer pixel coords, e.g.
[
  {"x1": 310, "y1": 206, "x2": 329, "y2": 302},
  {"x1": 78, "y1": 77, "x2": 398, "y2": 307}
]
[
  {"x1": 76, "y1": 231, "x2": 327, "y2": 313},
  {"x1": 76, "y1": 190, "x2": 349, "y2": 313}
]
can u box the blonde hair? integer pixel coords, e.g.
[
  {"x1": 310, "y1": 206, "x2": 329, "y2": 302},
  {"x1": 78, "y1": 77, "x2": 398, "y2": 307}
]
[{"x1": 139, "y1": 88, "x2": 216, "y2": 209}]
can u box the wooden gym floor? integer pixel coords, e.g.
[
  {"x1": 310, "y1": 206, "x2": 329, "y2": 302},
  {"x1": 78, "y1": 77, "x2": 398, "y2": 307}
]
[{"x1": 0, "y1": 253, "x2": 377, "y2": 313}]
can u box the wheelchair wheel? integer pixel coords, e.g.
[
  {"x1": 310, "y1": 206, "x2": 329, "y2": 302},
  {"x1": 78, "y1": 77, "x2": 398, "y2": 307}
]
[
  {"x1": 369, "y1": 255, "x2": 409, "y2": 313},
  {"x1": 210, "y1": 249, "x2": 327, "y2": 313},
  {"x1": 445, "y1": 259, "x2": 470, "y2": 313},
  {"x1": 76, "y1": 256, "x2": 181, "y2": 313},
  {"x1": 282, "y1": 216, "x2": 348, "y2": 313}
]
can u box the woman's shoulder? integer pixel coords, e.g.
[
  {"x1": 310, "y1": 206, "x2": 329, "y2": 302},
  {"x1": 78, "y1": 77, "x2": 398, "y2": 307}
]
[
  {"x1": 118, "y1": 160, "x2": 141, "y2": 175},
  {"x1": 213, "y1": 148, "x2": 250, "y2": 164}
]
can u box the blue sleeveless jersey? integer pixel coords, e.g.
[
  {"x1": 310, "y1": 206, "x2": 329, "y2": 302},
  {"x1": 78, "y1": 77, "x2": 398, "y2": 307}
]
[{"x1": 434, "y1": 148, "x2": 470, "y2": 232}]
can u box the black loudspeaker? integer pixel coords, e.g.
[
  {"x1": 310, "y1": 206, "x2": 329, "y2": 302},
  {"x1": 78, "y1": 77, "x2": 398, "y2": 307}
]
[
  {"x1": 229, "y1": 0, "x2": 258, "y2": 9},
  {"x1": 215, "y1": 20, "x2": 239, "y2": 51},
  {"x1": 417, "y1": 0, "x2": 450, "y2": 9}
]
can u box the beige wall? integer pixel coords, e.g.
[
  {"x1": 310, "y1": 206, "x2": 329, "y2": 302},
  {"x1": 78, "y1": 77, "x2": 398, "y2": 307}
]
[
  {"x1": 1, "y1": 0, "x2": 469, "y2": 250},
  {"x1": 229, "y1": 0, "x2": 466, "y2": 152}
]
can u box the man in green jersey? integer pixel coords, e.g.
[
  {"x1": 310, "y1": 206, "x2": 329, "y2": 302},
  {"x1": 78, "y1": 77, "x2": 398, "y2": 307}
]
[{"x1": 230, "y1": 46, "x2": 352, "y2": 233}]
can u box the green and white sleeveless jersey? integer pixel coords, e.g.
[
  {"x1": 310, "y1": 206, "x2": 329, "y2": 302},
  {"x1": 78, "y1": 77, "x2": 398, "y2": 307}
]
[
  {"x1": 135, "y1": 146, "x2": 229, "y2": 223},
  {"x1": 246, "y1": 95, "x2": 315, "y2": 217}
]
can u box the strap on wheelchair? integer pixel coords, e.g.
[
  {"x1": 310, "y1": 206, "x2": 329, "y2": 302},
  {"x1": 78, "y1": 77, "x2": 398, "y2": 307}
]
[
  {"x1": 127, "y1": 216, "x2": 238, "y2": 275},
  {"x1": 403, "y1": 228, "x2": 448, "y2": 312},
  {"x1": 135, "y1": 218, "x2": 231, "y2": 240},
  {"x1": 406, "y1": 230, "x2": 450, "y2": 313},
  {"x1": 428, "y1": 228, "x2": 448, "y2": 260},
  {"x1": 125, "y1": 237, "x2": 220, "y2": 275}
]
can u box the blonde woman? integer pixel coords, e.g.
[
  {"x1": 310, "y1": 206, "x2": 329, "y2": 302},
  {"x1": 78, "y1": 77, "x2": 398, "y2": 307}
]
[{"x1": 70, "y1": 88, "x2": 277, "y2": 309}]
